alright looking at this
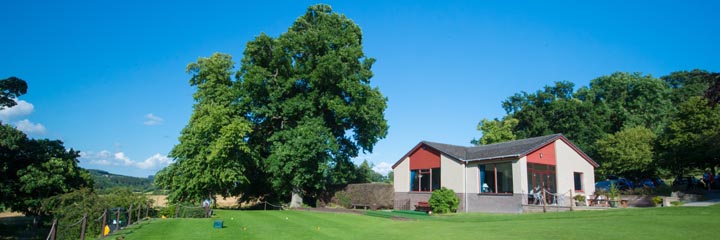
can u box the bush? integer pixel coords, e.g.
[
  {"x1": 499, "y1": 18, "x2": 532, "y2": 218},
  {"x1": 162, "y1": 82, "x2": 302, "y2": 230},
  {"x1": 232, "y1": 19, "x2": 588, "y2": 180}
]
[
  {"x1": 428, "y1": 187, "x2": 459, "y2": 214},
  {"x1": 652, "y1": 196, "x2": 663, "y2": 206},
  {"x1": 573, "y1": 194, "x2": 586, "y2": 202}
]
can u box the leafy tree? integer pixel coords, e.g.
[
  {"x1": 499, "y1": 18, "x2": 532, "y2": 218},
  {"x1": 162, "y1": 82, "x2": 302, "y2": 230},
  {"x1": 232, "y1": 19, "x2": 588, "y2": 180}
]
[
  {"x1": 471, "y1": 117, "x2": 518, "y2": 145},
  {"x1": 13, "y1": 139, "x2": 92, "y2": 218},
  {"x1": 385, "y1": 171, "x2": 394, "y2": 184},
  {"x1": 354, "y1": 160, "x2": 386, "y2": 183},
  {"x1": 582, "y1": 72, "x2": 672, "y2": 134},
  {"x1": 661, "y1": 69, "x2": 717, "y2": 105},
  {"x1": 501, "y1": 81, "x2": 607, "y2": 154},
  {"x1": 595, "y1": 126, "x2": 657, "y2": 179},
  {"x1": 157, "y1": 53, "x2": 254, "y2": 203},
  {"x1": 0, "y1": 123, "x2": 92, "y2": 226},
  {"x1": 237, "y1": 4, "x2": 388, "y2": 204},
  {"x1": 659, "y1": 96, "x2": 720, "y2": 174},
  {"x1": 0, "y1": 76, "x2": 28, "y2": 110},
  {"x1": 0, "y1": 124, "x2": 29, "y2": 205}
]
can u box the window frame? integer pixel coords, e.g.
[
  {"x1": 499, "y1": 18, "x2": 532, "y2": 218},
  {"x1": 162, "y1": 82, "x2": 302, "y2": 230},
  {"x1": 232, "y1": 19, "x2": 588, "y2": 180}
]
[
  {"x1": 573, "y1": 172, "x2": 584, "y2": 192},
  {"x1": 478, "y1": 162, "x2": 514, "y2": 195},
  {"x1": 410, "y1": 167, "x2": 441, "y2": 192}
]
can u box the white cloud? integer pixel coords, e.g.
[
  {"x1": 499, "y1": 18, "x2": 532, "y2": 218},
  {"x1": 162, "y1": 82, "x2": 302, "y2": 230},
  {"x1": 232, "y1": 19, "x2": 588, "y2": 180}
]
[
  {"x1": 143, "y1": 113, "x2": 164, "y2": 126},
  {"x1": 15, "y1": 119, "x2": 46, "y2": 134},
  {"x1": 136, "y1": 154, "x2": 172, "y2": 170},
  {"x1": 0, "y1": 100, "x2": 34, "y2": 122},
  {"x1": 81, "y1": 151, "x2": 172, "y2": 170},
  {"x1": 372, "y1": 162, "x2": 393, "y2": 176}
]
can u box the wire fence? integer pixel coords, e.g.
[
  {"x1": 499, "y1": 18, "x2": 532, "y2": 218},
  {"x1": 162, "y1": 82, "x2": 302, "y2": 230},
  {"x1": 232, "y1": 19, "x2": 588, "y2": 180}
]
[{"x1": 45, "y1": 203, "x2": 156, "y2": 240}]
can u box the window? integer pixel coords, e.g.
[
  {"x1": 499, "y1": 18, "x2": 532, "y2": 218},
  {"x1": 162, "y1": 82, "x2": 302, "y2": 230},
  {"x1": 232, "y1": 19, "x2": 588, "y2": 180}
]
[
  {"x1": 479, "y1": 162, "x2": 513, "y2": 194},
  {"x1": 574, "y1": 172, "x2": 583, "y2": 192},
  {"x1": 410, "y1": 168, "x2": 440, "y2": 192}
]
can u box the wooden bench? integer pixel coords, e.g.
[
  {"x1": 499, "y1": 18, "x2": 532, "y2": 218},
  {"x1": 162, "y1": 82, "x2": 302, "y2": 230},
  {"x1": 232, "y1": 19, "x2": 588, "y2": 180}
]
[
  {"x1": 351, "y1": 203, "x2": 369, "y2": 210},
  {"x1": 415, "y1": 201, "x2": 431, "y2": 212}
]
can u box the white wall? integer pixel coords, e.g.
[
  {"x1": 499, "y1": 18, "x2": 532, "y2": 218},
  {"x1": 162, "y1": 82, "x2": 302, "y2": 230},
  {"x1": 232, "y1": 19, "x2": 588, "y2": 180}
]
[
  {"x1": 441, "y1": 154, "x2": 464, "y2": 193},
  {"x1": 393, "y1": 157, "x2": 410, "y2": 192},
  {"x1": 554, "y1": 140, "x2": 596, "y2": 197},
  {"x1": 465, "y1": 162, "x2": 479, "y2": 194},
  {"x1": 517, "y1": 157, "x2": 528, "y2": 194}
]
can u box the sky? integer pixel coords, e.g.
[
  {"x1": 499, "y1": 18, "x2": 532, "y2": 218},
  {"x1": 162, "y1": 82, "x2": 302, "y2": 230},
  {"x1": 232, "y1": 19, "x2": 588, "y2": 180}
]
[{"x1": 1, "y1": 1, "x2": 718, "y2": 178}]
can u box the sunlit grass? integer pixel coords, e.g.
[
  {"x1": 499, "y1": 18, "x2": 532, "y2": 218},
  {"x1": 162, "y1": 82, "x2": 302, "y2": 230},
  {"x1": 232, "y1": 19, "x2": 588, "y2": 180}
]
[{"x1": 114, "y1": 205, "x2": 719, "y2": 239}]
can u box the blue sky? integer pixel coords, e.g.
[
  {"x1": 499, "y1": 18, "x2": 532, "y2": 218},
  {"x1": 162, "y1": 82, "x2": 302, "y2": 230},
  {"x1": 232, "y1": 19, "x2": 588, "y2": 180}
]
[{"x1": 1, "y1": 1, "x2": 718, "y2": 177}]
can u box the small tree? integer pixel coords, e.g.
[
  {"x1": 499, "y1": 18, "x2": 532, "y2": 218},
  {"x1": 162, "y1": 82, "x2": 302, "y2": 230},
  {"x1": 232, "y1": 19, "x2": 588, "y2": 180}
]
[{"x1": 428, "y1": 187, "x2": 459, "y2": 213}]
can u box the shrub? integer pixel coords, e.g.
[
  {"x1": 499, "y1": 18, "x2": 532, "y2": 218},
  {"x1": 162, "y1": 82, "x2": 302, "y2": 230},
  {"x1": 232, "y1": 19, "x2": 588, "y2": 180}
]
[
  {"x1": 573, "y1": 194, "x2": 586, "y2": 202},
  {"x1": 670, "y1": 201, "x2": 684, "y2": 206},
  {"x1": 652, "y1": 196, "x2": 663, "y2": 206},
  {"x1": 428, "y1": 187, "x2": 459, "y2": 214}
]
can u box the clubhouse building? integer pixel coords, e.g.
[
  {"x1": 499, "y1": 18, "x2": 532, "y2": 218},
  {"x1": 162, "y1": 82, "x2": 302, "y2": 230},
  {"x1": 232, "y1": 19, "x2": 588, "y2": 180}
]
[{"x1": 392, "y1": 134, "x2": 598, "y2": 213}]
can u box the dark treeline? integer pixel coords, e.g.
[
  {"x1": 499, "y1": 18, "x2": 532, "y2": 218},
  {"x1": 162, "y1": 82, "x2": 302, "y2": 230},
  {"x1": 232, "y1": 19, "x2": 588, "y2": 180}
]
[{"x1": 473, "y1": 70, "x2": 720, "y2": 180}]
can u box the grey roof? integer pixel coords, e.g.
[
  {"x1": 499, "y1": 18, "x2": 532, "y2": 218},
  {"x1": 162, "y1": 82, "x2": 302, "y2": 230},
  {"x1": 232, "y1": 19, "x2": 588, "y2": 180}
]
[{"x1": 422, "y1": 134, "x2": 563, "y2": 162}]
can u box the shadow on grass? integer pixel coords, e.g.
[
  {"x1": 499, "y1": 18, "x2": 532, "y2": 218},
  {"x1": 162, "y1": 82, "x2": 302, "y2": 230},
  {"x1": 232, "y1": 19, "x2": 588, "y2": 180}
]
[{"x1": 0, "y1": 216, "x2": 49, "y2": 240}]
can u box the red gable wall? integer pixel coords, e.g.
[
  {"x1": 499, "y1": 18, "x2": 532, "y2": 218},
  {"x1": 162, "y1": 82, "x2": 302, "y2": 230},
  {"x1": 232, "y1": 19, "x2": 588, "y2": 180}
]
[
  {"x1": 409, "y1": 145, "x2": 440, "y2": 170},
  {"x1": 527, "y1": 142, "x2": 556, "y2": 165}
]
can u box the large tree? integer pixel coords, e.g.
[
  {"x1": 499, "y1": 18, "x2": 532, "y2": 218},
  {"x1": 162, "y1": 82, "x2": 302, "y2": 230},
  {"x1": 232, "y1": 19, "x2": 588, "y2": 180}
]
[
  {"x1": 659, "y1": 96, "x2": 720, "y2": 174},
  {"x1": 156, "y1": 53, "x2": 254, "y2": 203},
  {"x1": 0, "y1": 125, "x2": 92, "y2": 225},
  {"x1": 594, "y1": 126, "x2": 657, "y2": 179},
  {"x1": 237, "y1": 4, "x2": 388, "y2": 205},
  {"x1": 1, "y1": 77, "x2": 91, "y2": 224},
  {"x1": 0, "y1": 76, "x2": 28, "y2": 110},
  {"x1": 471, "y1": 117, "x2": 518, "y2": 145}
]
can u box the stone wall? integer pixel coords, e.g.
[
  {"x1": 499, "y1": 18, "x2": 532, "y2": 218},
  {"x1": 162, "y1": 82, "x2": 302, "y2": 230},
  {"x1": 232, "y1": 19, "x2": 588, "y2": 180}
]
[{"x1": 465, "y1": 194, "x2": 524, "y2": 213}]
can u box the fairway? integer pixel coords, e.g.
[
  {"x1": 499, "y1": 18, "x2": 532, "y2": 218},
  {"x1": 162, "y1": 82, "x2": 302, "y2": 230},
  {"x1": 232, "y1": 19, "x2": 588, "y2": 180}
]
[{"x1": 114, "y1": 205, "x2": 719, "y2": 239}]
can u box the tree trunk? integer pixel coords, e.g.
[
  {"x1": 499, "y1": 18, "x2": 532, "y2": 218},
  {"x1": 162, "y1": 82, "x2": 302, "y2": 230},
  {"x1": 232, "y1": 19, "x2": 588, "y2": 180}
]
[{"x1": 290, "y1": 188, "x2": 303, "y2": 208}]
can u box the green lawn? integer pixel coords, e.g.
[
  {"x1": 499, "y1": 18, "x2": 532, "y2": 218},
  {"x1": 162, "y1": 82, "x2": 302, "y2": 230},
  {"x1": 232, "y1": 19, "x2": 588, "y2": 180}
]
[{"x1": 113, "y1": 205, "x2": 719, "y2": 239}]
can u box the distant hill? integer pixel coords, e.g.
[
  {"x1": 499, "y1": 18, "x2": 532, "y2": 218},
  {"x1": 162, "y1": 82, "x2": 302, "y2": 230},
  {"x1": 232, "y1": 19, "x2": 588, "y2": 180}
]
[{"x1": 87, "y1": 169, "x2": 157, "y2": 193}]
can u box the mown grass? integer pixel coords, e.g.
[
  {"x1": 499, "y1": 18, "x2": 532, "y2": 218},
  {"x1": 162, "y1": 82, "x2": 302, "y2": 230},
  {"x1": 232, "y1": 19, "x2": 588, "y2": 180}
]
[{"x1": 113, "y1": 205, "x2": 719, "y2": 240}]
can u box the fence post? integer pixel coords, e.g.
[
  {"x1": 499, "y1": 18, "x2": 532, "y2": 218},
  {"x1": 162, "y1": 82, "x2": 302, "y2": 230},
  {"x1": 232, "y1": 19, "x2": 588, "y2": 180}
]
[
  {"x1": 264, "y1": 201, "x2": 267, "y2": 211},
  {"x1": 115, "y1": 209, "x2": 120, "y2": 231},
  {"x1": 137, "y1": 203, "x2": 141, "y2": 222},
  {"x1": 80, "y1": 213, "x2": 87, "y2": 240},
  {"x1": 542, "y1": 188, "x2": 547, "y2": 213},
  {"x1": 569, "y1": 189, "x2": 574, "y2": 211},
  {"x1": 145, "y1": 204, "x2": 149, "y2": 219},
  {"x1": 49, "y1": 219, "x2": 58, "y2": 240},
  {"x1": 101, "y1": 209, "x2": 107, "y2": 239},
  {"x1": 128, "y1": 204, "x2": 133, "y2": 225}
]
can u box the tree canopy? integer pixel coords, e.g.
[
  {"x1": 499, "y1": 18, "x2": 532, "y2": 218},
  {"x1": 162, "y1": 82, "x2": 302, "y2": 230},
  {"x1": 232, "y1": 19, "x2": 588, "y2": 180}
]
[
  {"x1": 471, "y1": 117, "x2": 518, "y2": 145},
  {"x1": 156, "y1": 53, "x2": 254, "y2": 203},
  {"x1": 236, "y1": 4, "x2": 388, "y2": 203},
  {"x1": 481, "y1": 70, "x2": 719, "y2": 179},
  {"x1": 1, "y1": 129, "x2": 93, "y2": 218},
  {"x1": 0, "y1": 76, "x2": 28, "y2": 110},
  {"x1": 156, "y1": 4, "x2": 388, "y2": 205}
]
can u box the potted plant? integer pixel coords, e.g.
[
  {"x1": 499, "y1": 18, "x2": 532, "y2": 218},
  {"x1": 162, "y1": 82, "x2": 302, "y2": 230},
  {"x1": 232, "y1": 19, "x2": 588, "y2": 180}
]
[
  {"x1": 608, "y1": 182, "x2": 620, "y2": 208},
  {"x1": 573, "y1": 194, "x2": 587, "y2": 206},
  {"x1": 652, "y1": 196, "x2": 663, "y2": 207}
]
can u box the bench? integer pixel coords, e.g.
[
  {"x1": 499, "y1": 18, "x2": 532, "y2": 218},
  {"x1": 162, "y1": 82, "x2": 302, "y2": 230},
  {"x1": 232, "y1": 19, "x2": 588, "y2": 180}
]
[
  {"x1": 415, "y1": 201, "x2": 431, "y2": 212},
  {"x1": 351, "y1": 203, "x2": 370, "y2": 210},
  {"x1": 588, "y1": 195, "x2": 608, "y2": 207}
]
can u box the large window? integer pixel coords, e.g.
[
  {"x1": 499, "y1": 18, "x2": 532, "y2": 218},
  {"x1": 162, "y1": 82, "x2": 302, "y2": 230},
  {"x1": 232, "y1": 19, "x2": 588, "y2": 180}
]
[
  {"x1": 479, "y1": 162, "x2": 513, "y2": 194},
  {"x1": 410, "y1": 168, "x2": 440, "y2": 192},
  {"x1": 574, "y1": 172, "x2": 583, "y2": 192}
]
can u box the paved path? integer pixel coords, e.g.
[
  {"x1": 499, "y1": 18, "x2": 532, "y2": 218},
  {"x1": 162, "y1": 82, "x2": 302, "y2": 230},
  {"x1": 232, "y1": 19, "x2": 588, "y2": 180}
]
[{"x1": 683, "y1": 190, "x2": 720, "y2": 207}]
